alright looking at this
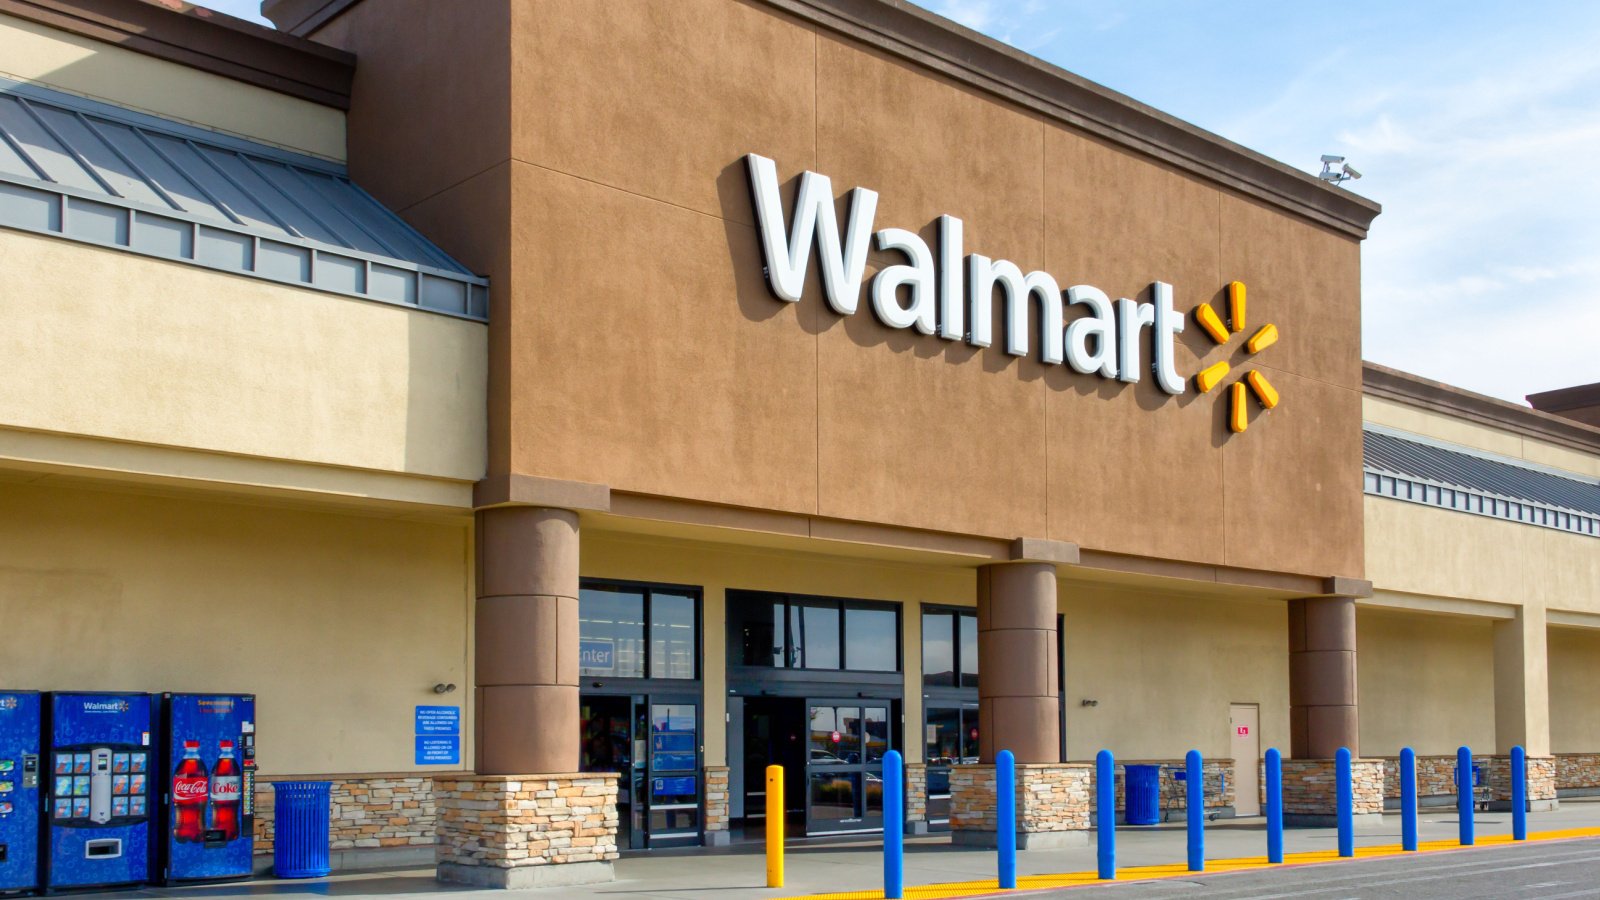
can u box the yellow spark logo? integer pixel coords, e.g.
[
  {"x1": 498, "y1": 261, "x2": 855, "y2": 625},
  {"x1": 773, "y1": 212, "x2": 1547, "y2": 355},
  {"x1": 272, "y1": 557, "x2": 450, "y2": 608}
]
[{"x1": 1193, "y1": 281, "x2": 1279, "y2": 433}]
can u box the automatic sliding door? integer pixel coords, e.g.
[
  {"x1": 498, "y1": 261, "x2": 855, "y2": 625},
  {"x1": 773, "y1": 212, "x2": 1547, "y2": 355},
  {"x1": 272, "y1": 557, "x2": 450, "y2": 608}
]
[{"x1": 805, "y1": 700, "x2": 890, "y2": 835}]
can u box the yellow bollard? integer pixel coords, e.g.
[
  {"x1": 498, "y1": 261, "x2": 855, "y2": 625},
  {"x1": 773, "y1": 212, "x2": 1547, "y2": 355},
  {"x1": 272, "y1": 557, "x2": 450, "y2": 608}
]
[{"x1": 766, "y1": 764, "x2": 784, "y2": 888}]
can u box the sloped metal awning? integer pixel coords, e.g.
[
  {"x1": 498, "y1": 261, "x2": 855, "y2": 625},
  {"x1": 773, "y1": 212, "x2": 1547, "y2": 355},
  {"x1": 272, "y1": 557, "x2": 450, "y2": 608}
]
[
  {"x1": 0, "y1": 80, "x2": 485, "y2": 320},
  {"x1": 1363, "y1": 426, "x2": 1600, "y2": 537}
]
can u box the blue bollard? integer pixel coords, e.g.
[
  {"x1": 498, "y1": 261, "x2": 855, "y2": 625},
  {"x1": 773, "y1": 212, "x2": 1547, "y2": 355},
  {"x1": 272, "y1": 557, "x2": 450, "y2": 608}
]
[
  {"x1": 884, "y1": 750, "x2": 903, "y2": 899},
  {"x1": 1400, "y1": 747, "x2": 1418, "y2": 852},
  {"x1": 1511, "y1": 745, "x2": 1527, "y2": 842},
  {"x1": 1096, "y1": 750, "x2": 1116, "y2": 880},
  {"x1": 998, "y1": 749, "x2": 1017, "y2": 890},
  {"x1": 1265, "y1": 748, "x2": 1283, "y2": 864},
  {"x1": 1457, "y1": 746, "x2": 1474, "y2": 846},
  {"x1": 1186, "y1": 750, "x2": 1204, "y2": 872},
  {"x1": 1336, "y1": 747, "x2": 1353, "y2": 858}
]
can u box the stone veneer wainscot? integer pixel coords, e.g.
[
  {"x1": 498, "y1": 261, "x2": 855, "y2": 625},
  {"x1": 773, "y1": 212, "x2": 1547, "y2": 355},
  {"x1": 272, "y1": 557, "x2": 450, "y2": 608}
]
[{"x1": 435, "y1": 773, "x2": 618, "y2": 889}]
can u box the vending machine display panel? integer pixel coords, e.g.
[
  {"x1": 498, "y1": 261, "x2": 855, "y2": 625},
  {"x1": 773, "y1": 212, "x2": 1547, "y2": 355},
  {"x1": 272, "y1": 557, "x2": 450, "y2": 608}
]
[
  {"x1": 0, "y1": 691, "x2": 41, "y2": 894},
  {"x1": 45, "y1": 692, "x2": 155, "y2": 890},
  {"x1": 160, "y1": 694, "x2": 256, "y2": 883}
]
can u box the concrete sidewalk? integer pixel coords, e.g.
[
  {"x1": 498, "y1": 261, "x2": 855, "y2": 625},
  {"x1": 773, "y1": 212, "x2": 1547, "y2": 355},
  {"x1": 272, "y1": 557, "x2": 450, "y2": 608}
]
[{"x1": 119, "y1": 798, "x2": 1600, "y2": 899}]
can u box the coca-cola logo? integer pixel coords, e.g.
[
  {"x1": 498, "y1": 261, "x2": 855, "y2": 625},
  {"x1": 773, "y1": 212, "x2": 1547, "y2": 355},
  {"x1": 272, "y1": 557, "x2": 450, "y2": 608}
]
[
  {"x1": 211, "y1": 777, "x2": 241, "y2": 801},
  {"x1": 173, "y1": 778, "x2": 208, "y2": 801}
]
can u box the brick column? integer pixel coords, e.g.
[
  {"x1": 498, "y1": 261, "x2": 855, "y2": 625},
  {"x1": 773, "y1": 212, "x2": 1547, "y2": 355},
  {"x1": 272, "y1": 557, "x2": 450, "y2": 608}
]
[
  {"x1": 475, "y1": 506, "x2": 579, "y2": 775},
  {"x1": 976, "y1": 563, "x2": 1060, "y2": 764},
  {"x1": 1289, "y1": 596, "x2": 1358, "y2": 759}
]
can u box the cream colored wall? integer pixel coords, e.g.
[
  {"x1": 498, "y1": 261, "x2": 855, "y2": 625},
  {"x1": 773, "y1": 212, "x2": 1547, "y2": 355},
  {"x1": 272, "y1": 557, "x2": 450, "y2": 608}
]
[
  {"x1": 581, "y1": 531, "x2": 977, "y2": 767},
  {"x1": 1357, "y1": 608, "x2": 1495, "y2": 756},
  {"x1": 0, "y1": 231, "x2": 486, "y2": 491},
  {"x1": 1060, "y1": 587, "x2": 1288, "y2": 761},
  {"x1": 0, "y1": 12, "x2": 344, "y2": 161},
  {"x1": 1363, "y1": 396, "x2": 1600, "y2": 479},
  {"x1": 0, "y1": 480, "x2": 472, "y2": 775},
  {"x1": 1549, "y1": 626, "x2": 1600, "y2": 753},
  {"x1": 1364, "y1": 497, "x2": 1599, "y2": 614}
]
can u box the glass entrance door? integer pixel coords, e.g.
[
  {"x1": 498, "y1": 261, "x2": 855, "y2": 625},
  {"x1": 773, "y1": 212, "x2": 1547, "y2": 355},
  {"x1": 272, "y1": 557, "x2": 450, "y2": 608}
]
[
  {"x1": 580, "y1": 695, "x2": 644, "y2": 850},
  {"x1": 805, "y1": 700, "x2": 890, "y2": 834},
  {"x1": 582, "y1": 695, "x2": 702, "y2": 848},
  {"x1": 644, "y1": 700, "x2": 700, "y2": 846}
]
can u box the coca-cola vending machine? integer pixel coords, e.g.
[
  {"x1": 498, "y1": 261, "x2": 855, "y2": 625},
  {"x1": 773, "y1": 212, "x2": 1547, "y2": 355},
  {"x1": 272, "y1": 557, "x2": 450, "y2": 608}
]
[{"x1": 158, "y1": 694, "x2": 255, "y2": 884}]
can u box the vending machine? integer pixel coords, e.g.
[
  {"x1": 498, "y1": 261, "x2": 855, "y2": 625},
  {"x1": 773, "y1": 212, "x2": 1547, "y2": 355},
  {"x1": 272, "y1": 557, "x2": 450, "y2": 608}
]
[
  {"x1": 158, "y1": 694, "x2": 256, "y2": 883},
  {"x1": 0, "y1": 691, "x2": 41, "y2": 894},
  {"x1": 43, "y1": 692, "x2": 155, "y2": 891}
]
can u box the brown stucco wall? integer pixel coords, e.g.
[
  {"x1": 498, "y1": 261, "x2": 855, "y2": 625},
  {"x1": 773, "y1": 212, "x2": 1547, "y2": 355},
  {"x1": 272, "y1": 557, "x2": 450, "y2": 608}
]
[{"x1": 311, "y1": 0, "x2": 1367, "y2": 580}]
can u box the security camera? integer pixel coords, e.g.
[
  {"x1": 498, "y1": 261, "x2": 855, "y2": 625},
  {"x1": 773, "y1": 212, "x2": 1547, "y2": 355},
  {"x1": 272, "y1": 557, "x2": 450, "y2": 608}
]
[
  {"x1": 1320, "y1": 154, "x2": 1345, "y2": 164},
  {"x1": 1342, "y1": 164, "x2": 1362, "y2": 180}
]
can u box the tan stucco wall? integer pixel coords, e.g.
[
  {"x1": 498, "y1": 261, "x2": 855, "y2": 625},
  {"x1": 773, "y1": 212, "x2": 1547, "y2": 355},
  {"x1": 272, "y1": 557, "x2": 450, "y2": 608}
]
[
  {"x1": 0, "y1": 231, "x2": 486, "y2": 492},
  {"x1": 0, "y1": 480, "x2": 472, "y2": 775},
  {"x1": 315, "y1": 0, "x2": 1367, "y2": 581},
  {"x1": 1061, "y1": 587, "x2": 1288, "y2": 761},
  {"x1": 0, "y1": 12, "x2": 344, "y2": 161},
  {"x1": 1364, "y1": 496, "x2": 1599, "y2": 614},
  {"x1": 1549, "y1": 626, "x2": 1600, "y2": 753},
  {"x1": 1357, "y1": 608, "x2": 1495, "y2": 757},
  {"x1": 1363, "y1": 396, "x2": 1600, "y2": 480}
]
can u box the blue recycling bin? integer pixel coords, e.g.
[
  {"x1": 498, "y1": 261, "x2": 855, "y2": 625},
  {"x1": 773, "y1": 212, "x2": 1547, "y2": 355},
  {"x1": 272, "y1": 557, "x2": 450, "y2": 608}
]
[
  {"x1": 1125, "y1": 765, "x2": 1162, "y2": 825},
  {"x1": 272, "y1": 782, "x2": 331, "y2": 879}
]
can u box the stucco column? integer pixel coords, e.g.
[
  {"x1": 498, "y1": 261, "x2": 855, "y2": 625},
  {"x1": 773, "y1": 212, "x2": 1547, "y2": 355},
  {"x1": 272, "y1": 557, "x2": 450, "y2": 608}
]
[
  {"x1": 1288, "y1": 596, "x2": 1358, "y2": 759},
  {"x1": 1494, "y1": 605, "x2": 1550, "y2": 757},
  {"x1": 976, "y1": 563, "x2": 1060, "y2": 764},
  {"x1": 474, "y1": 506, "x2": 580, "y2": 774}
]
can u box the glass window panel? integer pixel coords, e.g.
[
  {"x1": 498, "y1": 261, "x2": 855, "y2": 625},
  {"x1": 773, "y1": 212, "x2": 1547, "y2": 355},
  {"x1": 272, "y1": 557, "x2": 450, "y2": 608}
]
[
  {"x1": 922, "y1": 611, "x2": 955, "y2": 687},
  {"x1": 649, "y1": 592, "x2": 697, "y2": 679},
  {"x1": 808, "y1": 706, "x2": 838, "y2": 761},
  {"x1": 796, "y1": 602, "x2": 841, "y2": 670},
  {"x1": 863, "y1": 707, "x2": 889, "y2": 763},
  {"x1": 729, "y1": 593, "x2": 784, "y2": 667},
  {"x1": 960, "y1": 710, "x2": 980, "y2": 762},
  {"x1": 958, "y1": 612, "x2": 979, "y2": 688},
  {"x1": 844, "y1": 606, "x2": 898, "y2": 671},
  {"x1": 650, "y1": 704, "x2": 697, "y2": 770},
  {"x1": 865, "y1": 770, "x2": 884, "y2": 818},
  {"x1": 578, "y1": 586, "x2": 645, "y2": 678},
  {"x1": 925, "y1": 707, "x2": 959, "y2": 766},
  {"x1": 809, "y1": 772, "x2": 859, "y2": 823}
]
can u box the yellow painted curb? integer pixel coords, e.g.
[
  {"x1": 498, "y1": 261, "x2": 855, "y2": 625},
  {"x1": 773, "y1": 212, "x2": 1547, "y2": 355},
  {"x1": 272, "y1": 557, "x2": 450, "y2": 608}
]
[{"x1": 791, "y1": 826, "x2": 1600, "y2": 899}]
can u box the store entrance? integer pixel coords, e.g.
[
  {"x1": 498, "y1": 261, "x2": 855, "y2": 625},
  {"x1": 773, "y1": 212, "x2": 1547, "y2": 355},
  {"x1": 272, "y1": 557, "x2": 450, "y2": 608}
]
[
  {"x1": 737, "y1": 696, "x2": 897, "y2": 837},
  {"x1": 580, "y1": 693, "x2": 702, "y2": 850}
]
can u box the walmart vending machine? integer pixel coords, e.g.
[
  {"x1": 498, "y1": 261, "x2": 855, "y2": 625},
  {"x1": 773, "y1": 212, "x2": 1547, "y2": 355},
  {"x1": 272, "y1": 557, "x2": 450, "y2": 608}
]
[
  {"x1": 0, "y1": 691, "x2": 41, "y2": 894},
  {"x1": 158, "y1": 694, "x2": 256, "y2": 883},
  {"x1": 44, "y1": 692, "x2": 155, "y2": 890}
]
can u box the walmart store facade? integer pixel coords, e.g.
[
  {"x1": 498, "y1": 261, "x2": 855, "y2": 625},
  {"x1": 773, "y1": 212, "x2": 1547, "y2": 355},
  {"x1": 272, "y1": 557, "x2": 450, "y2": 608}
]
[{"x1": 0, "y1": 0, "x2": 1595, "y2": 887}]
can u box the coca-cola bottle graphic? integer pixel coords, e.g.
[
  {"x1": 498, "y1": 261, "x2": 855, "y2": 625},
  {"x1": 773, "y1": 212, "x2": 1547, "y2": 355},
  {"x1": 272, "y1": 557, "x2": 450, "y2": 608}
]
[
  {"x1": 172, "y1": 741, "x2": 209, "y2": 843},
  {"x1": 210, "y1": 740, "x2": 242, "y2": 841}
]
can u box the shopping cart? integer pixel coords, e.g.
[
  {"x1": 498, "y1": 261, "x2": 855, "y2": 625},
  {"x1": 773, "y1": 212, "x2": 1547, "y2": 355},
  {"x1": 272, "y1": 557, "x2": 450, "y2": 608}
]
[{"x1": 1160, "y1": 764, "x2": 1228, "y2": 822}]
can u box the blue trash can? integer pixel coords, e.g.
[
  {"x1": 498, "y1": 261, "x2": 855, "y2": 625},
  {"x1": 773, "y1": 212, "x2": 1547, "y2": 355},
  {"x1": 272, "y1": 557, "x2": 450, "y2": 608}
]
[
  {"x1": 1124, "y1": 765, "x2": 1162, "y2": 825},
  {"x1": 272, "y1": 781, "x2": 331, "y2": 878}
]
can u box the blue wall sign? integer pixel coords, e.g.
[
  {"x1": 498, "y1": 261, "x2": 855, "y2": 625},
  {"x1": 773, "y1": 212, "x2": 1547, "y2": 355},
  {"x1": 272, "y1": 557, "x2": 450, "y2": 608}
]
[
  {"x1": 415, "y1": 736, "x2": 460, "y2": 766},
  {"x1": 414, "y1": 706, "x2": 460, "y2": 735},
  {"x1": 579, "y1": 640, "x2": 615, "y2": 671}
]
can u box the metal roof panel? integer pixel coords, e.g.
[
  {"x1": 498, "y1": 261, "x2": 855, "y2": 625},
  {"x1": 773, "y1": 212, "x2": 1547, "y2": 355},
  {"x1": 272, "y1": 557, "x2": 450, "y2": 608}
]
[{"x1": 0, "y1": 80, "x2": 484, "y2": 321}]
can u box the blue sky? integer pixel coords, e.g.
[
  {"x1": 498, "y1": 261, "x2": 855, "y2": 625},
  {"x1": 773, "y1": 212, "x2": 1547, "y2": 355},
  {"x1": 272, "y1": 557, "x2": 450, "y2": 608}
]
[{"x1": 199, "y1": 0, "x2": 1599, "y2": 403}]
